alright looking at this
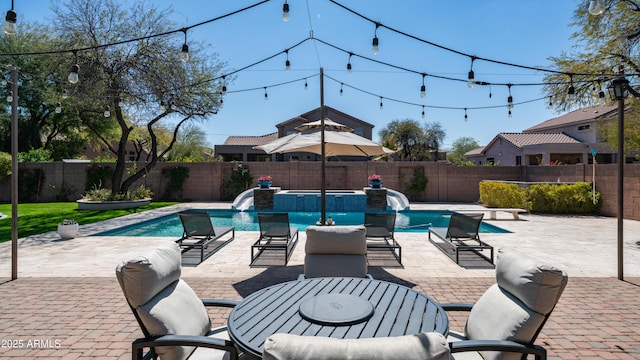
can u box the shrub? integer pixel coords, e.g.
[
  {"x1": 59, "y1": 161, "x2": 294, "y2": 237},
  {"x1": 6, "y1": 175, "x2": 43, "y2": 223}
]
[
  {"x1": 81, "y1": 185, "x2": 152, "y2": 201},
  {"x1": 479, "y1": 181, "x2": 528, "y2": 209},
  {"x1": 0, "y1": 151, "x2": 11, "y2": 179},
  {"x1": 161, "y1": 166, "x2": 189, "y2": 200},
  {"x1": 17, "y1": 148, "x2": 53, "y2": 162}
]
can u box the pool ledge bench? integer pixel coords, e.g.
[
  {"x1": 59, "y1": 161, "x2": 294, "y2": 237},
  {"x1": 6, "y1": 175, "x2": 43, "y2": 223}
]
[{"x1": 449, "y1": 208, "x2": 527, "y2": 220}]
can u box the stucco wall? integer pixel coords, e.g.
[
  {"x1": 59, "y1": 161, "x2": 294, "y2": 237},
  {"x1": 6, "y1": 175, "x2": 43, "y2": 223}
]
[{"x1": 0, "y1": 161, "x2": 637, "y2": 220}]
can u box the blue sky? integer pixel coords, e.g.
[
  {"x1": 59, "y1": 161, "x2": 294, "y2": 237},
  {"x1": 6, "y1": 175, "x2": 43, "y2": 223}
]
[{"x1": 20, "y1": 0, "x2": 580, "y2": 149}]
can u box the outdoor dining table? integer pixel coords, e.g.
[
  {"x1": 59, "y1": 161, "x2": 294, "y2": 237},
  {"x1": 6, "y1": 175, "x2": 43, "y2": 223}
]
[{"x1": 227, "y1": 277, "x2": 449, "y2": 359}]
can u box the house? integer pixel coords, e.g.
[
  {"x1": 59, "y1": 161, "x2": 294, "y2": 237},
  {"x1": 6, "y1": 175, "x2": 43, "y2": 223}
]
[
  {"x1": 214, "y1": 106, "x2": 375, "y2": 162},
  {"x1": 465, "y1": 104, "x2": 623, "y2": 166}
]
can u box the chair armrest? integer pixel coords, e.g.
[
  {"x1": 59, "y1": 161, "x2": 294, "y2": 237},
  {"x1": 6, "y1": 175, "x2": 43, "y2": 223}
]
[
  {"x1": 133, "y1": 334, "x2": 239, "y2": 360},
  {"x1": 440, "y1": 303, "x2": 473, "y2": 312},
  {"x1": 202, "y1": 299, "x2": 239, "y2": 308},
  {"x1": 450, "y1": 339, "x2": 546, "y2": 360}
]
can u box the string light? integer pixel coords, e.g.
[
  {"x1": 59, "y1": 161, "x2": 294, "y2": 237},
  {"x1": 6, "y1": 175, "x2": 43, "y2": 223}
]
[
  {"x1": 548, "y1": 96, "x2": 553, "y2": 107},
  {"x1": 464, "y1": 108, "x2": 468, "y2": 121},
  {"x1": 3, "y1": 0, "x2": 16, "y2": 35},
  {"x1": 68, "y1": 51, "x2": 80, "y2": 84},
  {"x1": 264, "y1": 86, "x2": 268, "y2": 100},
  {"x1": 421, "y1": 105, "x2": 425, "y2": 119},
  {"x1": 379, "y1": 96, "x2": 383, "y2": 110},
  {"x1": 339, "y1": 82, "x2": 343, "y2": 96},
  {"x1": 507, "y1": 84, "x2": 513, "y2": 116},
  {"x1": 282, "y1": 1, "x2": 290, "y2": 22},
  {"x1": 597, "y1": 81, "x2": 606, "y2": 104},
  {"x1": 371, "y1": 23, "x2": 380, "y2": 55},
  {"x1": 284, "y1": 49, "x2": 290, "y2": 72},
  {"x1": 103, "y1": 105, "x2": 111, "y2": 118},
  {"x1": 180, "y1": 29, "x2": 189, "y2": 62},
  {"x1": 567, "y1": 75, "x2": 575, "y2": 97},
  {"x1": 55, "y1": 102, "x2": 62, "y2": 114},
  {"x1": 159, "y1": 100, "x2": 167, "y2": 113},
  {"x1": 488, "y1": 84, "x2": 493, "y2": 98},
  {"x1": 588, "y1": 0, "x2": 605, "y2": 15},
  {"x1": 420, "y1": 73, "x2": 426, "y2": 98},
  {"x1": 304, "y1": 78, "x2": 308, "y2": 90},
  {"x1": 6, "y1": 90, "x2": 12, "y2": 102},
  {"x1": 468, "y1": 56, "x2": 476, "y2": 88},
  {"x1": 221, "y1": 76, "x2": 227, "y2": 95},
  {"x1": 346, "y1": 52, "x2": 353, "y2": 74}
]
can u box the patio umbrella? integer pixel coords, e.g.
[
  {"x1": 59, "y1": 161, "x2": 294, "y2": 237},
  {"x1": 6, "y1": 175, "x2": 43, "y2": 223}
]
[
  {"x1": 295, "y1": 118, "x2": 354, "y2": 132},
  {"x1": 253, "y1": 129, "x2": 395, "y2": 157}
]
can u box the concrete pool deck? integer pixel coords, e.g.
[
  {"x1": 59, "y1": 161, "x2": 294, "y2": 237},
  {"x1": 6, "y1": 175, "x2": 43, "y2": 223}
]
[{"x1": 1, "y1": 202, "x2": 640, "y2": 358}]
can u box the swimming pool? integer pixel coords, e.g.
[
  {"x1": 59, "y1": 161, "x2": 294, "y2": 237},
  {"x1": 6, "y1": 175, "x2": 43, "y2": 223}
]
[{"x1": 98, "y1": 210, "x2": 510, "y2": 237}]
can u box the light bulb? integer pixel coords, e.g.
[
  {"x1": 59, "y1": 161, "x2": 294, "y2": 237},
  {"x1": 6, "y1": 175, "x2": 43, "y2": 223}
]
[
  {"x1": 507, "y1": 95, "x2": 513, "y2": 110},
  {"x1": 159, "y1": 101, "x2": 166, "y2": 113},
  {"x1": 304, "y1": 80, "x2": 308, "y2": 90},
  {"x1": 55, "y1": 102, "x2": 62, "y2": 113},
  {"x1": 420, "y1": 85, "x2": 426, "y2": 98},
  {"x1": 285, "y1": 59, "x2": 291, "y2": 72},
  {"x1": 264, "y1": 88, "x2": 268, "y2": 100},
  {"x1": 180, "y1": 43, "x2": 189, "y2": 62},
  {"x1": 379, "y1": 98, "x2": 383, "y2": 110},
  {"x1": 282, "y1": 2, "x2": 290, "y2": 22},
  {"x1": 588, "y1": 0, "x2": 605, "y2": 15},
  {"x1": 421, "y1": 110, "x2": 425, "y2": 119},
  {"x1": 3, "y1": 9, "x2": 16, "y2": 35},
  {"x1": 104, "y1": 105, "x2": 111, "y2": 118},
  {"x1": 467, "y1": 70, "x2": 475, "y2": 88},
  {"x1": 598, "y1": 90, "x2": 605, "y2": 104},
  {"x1": 62, "y1": 89, "x2": 68, "y2": 99},
  {"x1": 6, "y1": 91, "x2": 12, "y2": 103},
  {"x1": 508, "y1": 110, "x2": 512, "y2": 118},
  {"x1": 221, "y1": 84, "x2": 227, "y2": 95},
  {"x1": 371, "y1": 36, "x2": 379, "y2": 55},
  {"x1": 68, "y1": 64, "x2": 79, "y2": 84}
]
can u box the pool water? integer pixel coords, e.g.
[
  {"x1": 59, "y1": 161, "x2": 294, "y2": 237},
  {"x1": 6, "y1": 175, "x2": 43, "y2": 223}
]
[{"x1": 98, "y1": 210, "x2": 510, "y2": 237}]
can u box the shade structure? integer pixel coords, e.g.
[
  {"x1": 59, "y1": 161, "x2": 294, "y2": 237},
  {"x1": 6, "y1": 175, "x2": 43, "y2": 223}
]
[
  {"x1": 295, "y1": 118, "x2": 354, "y2": 132},
  {"x1": 254, "y1": 130, "x2": 394, "y2": 157}
]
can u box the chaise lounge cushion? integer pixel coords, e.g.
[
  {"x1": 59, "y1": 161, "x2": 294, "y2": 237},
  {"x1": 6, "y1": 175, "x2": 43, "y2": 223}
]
[
  {"x1": 262, "y1": 332, "x2": 453, "y2": 360},
  {"x1": 304, "y1": 225, "x2": 367, "y2": 278},
  {"x1": 116, "y1": 244, "x2": 212, "y2": 360},
  {"x1": 463, "y1": 247, "x2": 568, "y2": 360}
]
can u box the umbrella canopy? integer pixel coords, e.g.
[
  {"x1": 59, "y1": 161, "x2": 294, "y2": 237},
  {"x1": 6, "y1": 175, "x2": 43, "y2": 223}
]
[
  {"x1": 254, "y1": 130, "x2": 394, "y2": 157},
  {"x1": 295, "y1": 118, "x2": 354, "y2": 132}
]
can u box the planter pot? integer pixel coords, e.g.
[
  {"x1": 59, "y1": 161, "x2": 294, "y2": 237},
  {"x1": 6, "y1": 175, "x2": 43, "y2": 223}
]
[
  {"x1": 258, "y1": 180, "x2": 272, "y2": 189},
  {"x1": 369, "y1": 181, "x2": 383, "y2": 189},
  {"x1": 57, "y1": 223, "x2": 78, "y2": 240},
  {"x1": 77, "y1": 198, "x2": 151, "y2": 210}
]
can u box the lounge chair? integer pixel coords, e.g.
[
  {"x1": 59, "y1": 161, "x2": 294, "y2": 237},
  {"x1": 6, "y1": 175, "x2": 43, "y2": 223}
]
[
  {"x1": 301, "y1": 225, "x2": 372, "y2": 279},
  {"x1": 428, "y1": 212, "x2": 493, "y2": 264},
  {"x1": 177, "y1": 211, "x2": 235, "y2": 263},
  {"x1": 115, "y1": 243, "x2": 240, "y2": 360},
  {"x1": 364, "y1": 212, "x2": 402, "y2": 264},
  {"x1": 443, "y1": 247, "x2": 568, "y2": 360},
  {"x1": 263, "y1": 332, "x2": 452, "y2": 360},
  {"x1": 251, "y1": 213, "x2": 299, "y2": 265}
]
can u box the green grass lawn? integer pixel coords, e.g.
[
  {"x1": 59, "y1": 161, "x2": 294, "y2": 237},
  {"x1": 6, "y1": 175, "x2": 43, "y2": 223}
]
[{"x1": 0, "y1": 202, "x2": 179, "y2": 243}]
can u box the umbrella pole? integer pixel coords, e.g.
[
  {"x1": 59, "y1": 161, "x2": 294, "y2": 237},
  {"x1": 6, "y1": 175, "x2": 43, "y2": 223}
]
[{"x1": 320, "y1": 67, "x2": 326, "y2": 225}]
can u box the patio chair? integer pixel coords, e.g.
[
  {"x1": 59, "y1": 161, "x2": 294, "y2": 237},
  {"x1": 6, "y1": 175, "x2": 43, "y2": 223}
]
[
  {"x1": 177, "y1": 211, "x2": 235, "y2": 263},
  {"x1": 251, "y1": 212, "x2": 299, "y2": 265},
  {"x1": 301, "y1": 225, "x2": 372, "y2": 279},
  {"x1": 428, "y1": 212, "x2": 494, "y2": 264},
  {"x1": 263, "y1": 332, "x2": 453, "y2": 360},
  {"x1": 442, "y1": 247, "x2": 568, "y2": 360},
  {"x1": 115, "y1": 243, "x2": 240, "y2": 360},
  {"x1": 364, "y1": 212, "x2": 402, "y2": 264}
]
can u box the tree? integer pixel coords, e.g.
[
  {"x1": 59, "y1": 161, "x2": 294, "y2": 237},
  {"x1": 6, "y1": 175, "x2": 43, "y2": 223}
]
[
  {"x1": 166, "y1": 123, "x2": 208, "y2": 162},
  {"x1": 447, "y1": 137, "x2": 480, "y2": 165},
  {"x1": 422, "y1": 122, "x2": 446, "y2": 160},
  {"x1": 601, "y1": 98, "x2": 640, "y2": 156},
  {"x1": 51, "y1": 0, "x2": 224, "y2": 195},
  {"x1": 378, "y1": 119, "x2": 424, "y2": 161},
  {"x1": 543, "y1": 0, "x2": 640, "y2": 111}
]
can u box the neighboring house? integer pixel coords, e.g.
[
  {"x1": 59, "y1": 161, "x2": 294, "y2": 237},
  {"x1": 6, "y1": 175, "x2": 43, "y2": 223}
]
[
  {"x1": 465, "y1": 104, "x2": 623, "y2": 166},
  {"x1": 214, "y1": 106, "x2": 375, "y2": 162}
]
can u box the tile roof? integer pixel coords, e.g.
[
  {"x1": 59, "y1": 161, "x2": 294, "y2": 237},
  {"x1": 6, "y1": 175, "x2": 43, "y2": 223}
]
[
  {"x1": 222, "y1": 132, "x2": 278, "y2": 146},
  {"x1": 498, "y1": 132, "x2": 582, "y2": 148},
  {"x1": 524, "y1": 104, "x2": 617, "y2": 132}
]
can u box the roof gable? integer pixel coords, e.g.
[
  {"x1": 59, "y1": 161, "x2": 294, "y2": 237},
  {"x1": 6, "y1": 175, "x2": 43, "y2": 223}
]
[
  {"x1": 222, "y1": 132, "x2": 278, "y2": 146},
  {"x1": 276, "y1": 105, "x2": 373, "y2": 128},
  {"x1": 524, "y1": 104, "x2": 617, "y2": 132}
]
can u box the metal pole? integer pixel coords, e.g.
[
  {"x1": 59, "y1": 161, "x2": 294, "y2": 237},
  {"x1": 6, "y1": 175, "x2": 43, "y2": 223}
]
[
  {"x1": 617, "y1": 95, "x2": 624, "y2": 280},
  {"x1": 10, "y1": 65, "x2": 18, "y2": 280},
  {"x1": 320, "y1": 67, "x2": 326, "y2": 225}
]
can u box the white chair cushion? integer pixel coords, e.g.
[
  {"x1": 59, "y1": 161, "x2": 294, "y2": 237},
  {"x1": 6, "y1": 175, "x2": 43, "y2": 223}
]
[
  {"x1": 115, "y1": 243, "x2": 182, "y2": 308},
  {"x1": 304, "y1": 254, "x2": 367, "y2": 278},
  {"x1": 305, "y1": 225, "x2": 367, "y2": 255},
  {"x1": 262, "y1": 332, "x2": 453, "y2": 360}
]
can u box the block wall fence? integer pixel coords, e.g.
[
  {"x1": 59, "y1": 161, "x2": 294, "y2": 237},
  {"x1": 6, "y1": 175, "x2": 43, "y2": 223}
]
[{"x1": 0, "y1": 161, "x2": 638, "y2": 220}]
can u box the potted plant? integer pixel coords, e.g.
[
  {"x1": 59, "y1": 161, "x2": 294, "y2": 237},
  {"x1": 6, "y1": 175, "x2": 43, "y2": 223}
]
[
  {"x1": 368, "y1": 174, "x2": 383, "y2": 188},
  {"x1": 258, "y1": 175, "x2": 273, "y2": 189},
  {"x1": 57, "y1": 219, "x2": 79, "y2": 240}
]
